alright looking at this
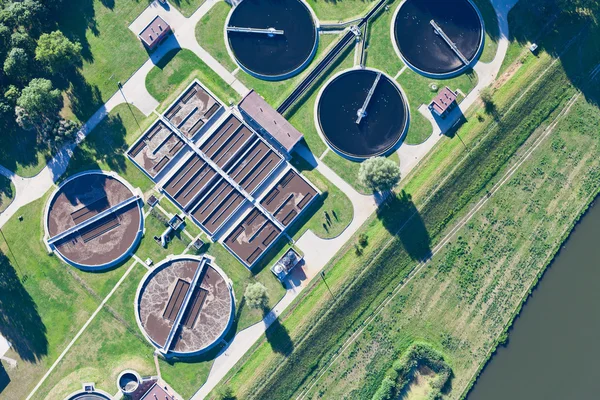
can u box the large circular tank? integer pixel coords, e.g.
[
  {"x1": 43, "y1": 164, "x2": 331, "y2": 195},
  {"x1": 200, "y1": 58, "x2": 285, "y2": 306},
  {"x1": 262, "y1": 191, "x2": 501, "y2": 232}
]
[
  {"x1": 135, "y1": 256, "x2": 234, "y2": 357},
  {"x1": 392, "y1": 0, "x2": 484, "y2": 77},
  {"x1": 226, "y1": 0, "x2": 318, "y2": 80},
  {"x1": 44, "y1": 171, "x2": 143, "y2": 270},
  {"x1": 316, "y1": 68, "x2": 409, "y2": 159}
]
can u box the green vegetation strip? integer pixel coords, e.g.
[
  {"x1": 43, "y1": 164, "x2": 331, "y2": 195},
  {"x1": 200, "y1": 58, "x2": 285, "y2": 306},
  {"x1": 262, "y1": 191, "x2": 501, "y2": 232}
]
[{"x1": 214, "y1": 25, "x2": 589, "y2": 399}]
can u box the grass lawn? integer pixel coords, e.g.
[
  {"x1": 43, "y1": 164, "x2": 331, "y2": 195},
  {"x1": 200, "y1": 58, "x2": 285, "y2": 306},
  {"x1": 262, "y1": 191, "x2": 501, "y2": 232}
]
[
  {"x1": 237, "y1": 33, "x2": 341, "y2": 107},
  {"x1": 306, "y1": 0, "x2": 377, "y2": 22},
  {"x1": 34, "y1": 262, "x2": 157, "y2": 400},
  {"x1": 159, "y1": 357, "x2": 213, "y2": 399},
  {"x1": 364, "y1": 2, "x2": 404, "y2": 77},
  {"x1": 135, "y1": 209, "x2": 191, "y2": 263},
  {"x1": 289, "y1": 157, "x2": 353, "y2": 239},
  {"x1": 57, "y1": 0, "x2": 150, "y2": 104},
  {"x1": 147, "y1": 49, "x2": 241, "y2": 108},
  {"x1": 211, "y1": 11, "x2": 598, "y2": 395},
  {"x1": 473, "y1": 0, "x2": 500, "y2": 63},
  {"x1": 62, "y1": 103, "x2": 156, "y2": 193},
  {"x1": 397, "y1": 69, "x2": 478, "y2": 144},
  {"x1": 170, "y1": 0, "x2": 207, "y2": 17},
  {"x1": 196, "y1": 1, "x2": 238, "y2": 72},
  {"x1": 284, "y1": 43, "x2": 356, "y2": 157},
  {"x1": 0, "y1": 127, "x2": 52, "y2": 177},
  {"x1": 0, "y1": 194, "x2": 101, "y2": 400},
  {"x1": 0, "y1": 176, "x2": 15, "y2": 213},
  {"x1": 158, "y1": 196, "x2": 183, "y2": 218}
]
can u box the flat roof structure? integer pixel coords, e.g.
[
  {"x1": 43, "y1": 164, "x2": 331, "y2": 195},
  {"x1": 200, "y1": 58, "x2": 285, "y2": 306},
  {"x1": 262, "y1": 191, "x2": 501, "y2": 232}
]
[
  {"x1": 139, "y1": 15, "x2": 171, "y2": 50},
  {"x1": 128, "y1": 121, "x2": 187, "y2": 179},
  {"x1": 429, "y1": 86, "x2": 458, "y2": 116},
  {"x1": 238, "y1": 90, "x2": 303, "y2": 154},
  {"x1": 189, "y1": 179, "x2": 246, "y2": 235},
  {"x1": 224, "y1": 208, "x2": 282, "y2": 267},
  {"x1": 163, "y1": 154, "x2": 218, "y2": 209},
  {"x1": 260, "y1": 169, "x2": 317, "y2": 226},
  {"x1": 45, "y1": 171, "x2": 143, "y2": 270},
  {"x1": 199, "y1": 114, "x2": 256, "y2": 168},
  {"x1": 136, "y1": 256, "x2": 234, "y2": 356},
  {"x1": 226, "y1": 140, "x2": 282, "y2": 194},
  {"x1": 165, "y1": 82, "x2": 221, "y2": 139}
]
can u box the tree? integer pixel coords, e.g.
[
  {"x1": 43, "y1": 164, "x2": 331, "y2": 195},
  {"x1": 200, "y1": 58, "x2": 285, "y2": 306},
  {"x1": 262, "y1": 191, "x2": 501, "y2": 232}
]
[
  {"x1": 16, "y1": 78, "x2": 62, "y2": 131},
  {"x1": 244, "y1": 282, "x2": 269, "y2": 310},
  {"x1": 35, "y1": 30, "x2": 82, "y2": 74},
  {"x1": 215, "y1": 386, "x2": 236, "y2": 400},
  {"x1": 358, "y1": 157, "x2": 401, "y2": 193},
  {"x1": 0, "y1": 0, "x2": 45, "y2": 32},
  {"x1": 11, "y1": 31, "x2": 36, "y2": 54},
  {"x1": 3, "y1": 47, "x2": 31, "y2": 82},
  {"x1": 480, "y1": 87, "x2": 496, "y2": 116},
  {"x1": 0, "y1": 23, "x2": 10, "y2": 62}
]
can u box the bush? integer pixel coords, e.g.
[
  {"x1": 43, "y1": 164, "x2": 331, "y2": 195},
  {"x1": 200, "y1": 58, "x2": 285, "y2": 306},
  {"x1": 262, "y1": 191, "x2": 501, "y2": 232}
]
[
  {"x1": 358, "y1": 233, "x2": 369, "y2": 247},
  {"x1": 244, "y1": 282, "x2": 269, "y2": 310}
]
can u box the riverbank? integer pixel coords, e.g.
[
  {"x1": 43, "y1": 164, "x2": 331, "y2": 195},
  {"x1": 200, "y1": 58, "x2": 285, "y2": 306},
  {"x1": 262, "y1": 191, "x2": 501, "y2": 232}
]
[{"x1": 467, "y1": 198, "x2": 600, "y2": 399}]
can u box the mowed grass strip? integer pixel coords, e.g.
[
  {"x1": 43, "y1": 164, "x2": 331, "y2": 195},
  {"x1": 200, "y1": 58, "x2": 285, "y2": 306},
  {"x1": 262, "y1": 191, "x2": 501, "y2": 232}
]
[
  {"x1": 146, "y1": 48, "x2": 241, "y2": 108},
  {"x1": 213, "y1": 31, "x2": 583, "y2": 399}
]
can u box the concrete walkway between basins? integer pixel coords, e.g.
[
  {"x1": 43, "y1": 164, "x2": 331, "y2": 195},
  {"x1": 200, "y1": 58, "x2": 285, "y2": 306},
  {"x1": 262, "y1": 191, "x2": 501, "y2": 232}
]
[
  {"x1": 397, "y1": 0, "x2": 520, "y2": 178},
  {"x1": 0, "y1": 0, "x2": 248, "y2": 228},
  {"x1": 192, "y1": 143, "x2": 383, "y2": 399}
]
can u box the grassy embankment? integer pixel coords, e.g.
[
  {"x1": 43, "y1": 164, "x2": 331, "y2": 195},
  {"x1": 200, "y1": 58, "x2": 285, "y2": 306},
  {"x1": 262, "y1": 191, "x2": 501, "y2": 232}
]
[{"x1": 210, "y1": 6, "x2": 600, "y2": 398}]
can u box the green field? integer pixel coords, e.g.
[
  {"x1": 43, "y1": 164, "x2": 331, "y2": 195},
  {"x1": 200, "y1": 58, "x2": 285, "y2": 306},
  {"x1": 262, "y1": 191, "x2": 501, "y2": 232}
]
[
  {"x1": 196, "y1": 1, "x2": 238, "y2": 72},
  {"x1": 210, "y1": 5, "x2": 600, "y2": 398},
  {"x1": 147, "y1": 49, "x2": 241, "y2": 108}
]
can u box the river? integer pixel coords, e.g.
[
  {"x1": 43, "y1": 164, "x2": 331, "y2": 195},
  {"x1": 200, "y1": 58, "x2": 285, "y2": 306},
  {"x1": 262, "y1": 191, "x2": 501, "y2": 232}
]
[{"x1": 468, "y1": 199, "x2": 600, "y2": 400}]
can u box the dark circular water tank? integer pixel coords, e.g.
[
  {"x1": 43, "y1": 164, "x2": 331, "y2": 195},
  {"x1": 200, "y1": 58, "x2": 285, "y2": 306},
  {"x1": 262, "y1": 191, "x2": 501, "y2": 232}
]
[
  {"x1": 119, "y1": 372, "x2": 139, "y2": 392},
  {"x1": 317, "y1": 69, "x2": 409, "y2": 159},
  {"x1": 227, "y1": 0, "x2": 317, "y2": 79},
  {"x1": 393, "y1": 0, "x2": 484, "y2": 76}
]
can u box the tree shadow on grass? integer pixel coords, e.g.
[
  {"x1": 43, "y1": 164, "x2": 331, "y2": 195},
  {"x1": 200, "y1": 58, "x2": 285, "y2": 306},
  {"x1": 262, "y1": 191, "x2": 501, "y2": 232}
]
[
  {"x1": 377, "y1": 191, "x2": 431, "y2": 262},
  {"x1": 507, "y1": 0, "x2": 600, "y2": 107},
  {"x1": 0, "y1": 362, "x2": 9, "y2": 394},
  {"x1": 67, "y1": 71, "x2": 105, "y2": 122},
  {"x1": 263, "y1": 308, "x2": 293, "y2": 356},
  {"x1": 0, "y1": 252, "x2": 48, "y2": 363},
  {"x1": 54, "y1": 0, "x2": 98, "y2": 63},
  {"x1": 62, "y1": 112, "x2": 129, "y2": 180}
]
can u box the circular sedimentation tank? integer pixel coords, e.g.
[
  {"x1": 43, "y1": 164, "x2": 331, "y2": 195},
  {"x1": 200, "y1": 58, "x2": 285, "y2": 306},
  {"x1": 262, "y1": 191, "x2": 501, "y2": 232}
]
[
  {"x1": 316, "y1": 68, "x2": 409, "y2": 159},
  {"x1": 117, "y1": 370, "x2": 141, "y2": 394},
  {"x1": 226, "y1": 0, "x2": 318, "y2": 79},
  {"x1": 45, "y1": 171, "x2": 143, "y2": 270},
  {"x1": 136, "y1": 256, "x2": 234, "y2": 357},
  {"x1": 392, "y1": 0, "x2": 484, "y2": 77}
]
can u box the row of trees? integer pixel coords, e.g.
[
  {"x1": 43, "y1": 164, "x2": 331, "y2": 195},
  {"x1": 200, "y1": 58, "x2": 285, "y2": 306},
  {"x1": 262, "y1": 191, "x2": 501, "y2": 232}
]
[{"x1": 0, "y1": 0, "x2": 82, "y2": 146}]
